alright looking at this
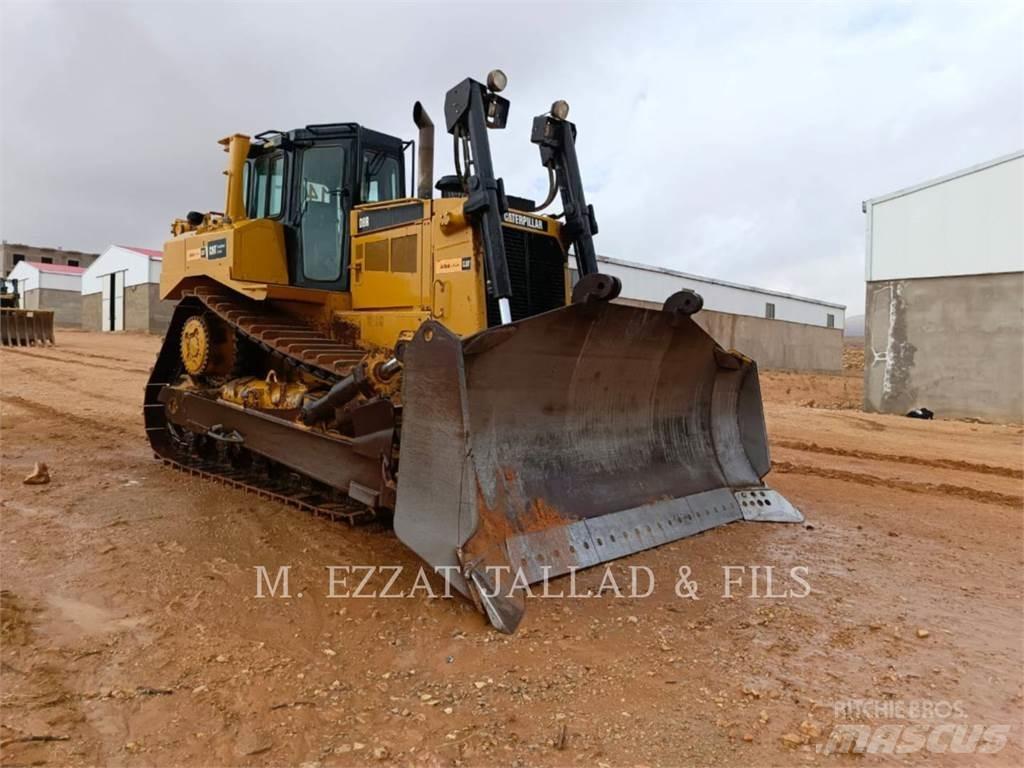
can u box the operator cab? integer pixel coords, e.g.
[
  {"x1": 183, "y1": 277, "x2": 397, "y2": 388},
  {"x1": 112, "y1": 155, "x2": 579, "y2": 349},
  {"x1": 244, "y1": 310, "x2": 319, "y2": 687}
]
[{"x1": 243, "y1": 124, "x2": 407, "y2": 292}]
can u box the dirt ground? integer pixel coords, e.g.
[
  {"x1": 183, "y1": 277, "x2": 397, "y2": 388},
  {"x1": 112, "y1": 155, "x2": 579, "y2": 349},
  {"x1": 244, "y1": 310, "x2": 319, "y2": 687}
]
[{"x1": 2, "y1": 331, "x2": 1022, "y2": 767}]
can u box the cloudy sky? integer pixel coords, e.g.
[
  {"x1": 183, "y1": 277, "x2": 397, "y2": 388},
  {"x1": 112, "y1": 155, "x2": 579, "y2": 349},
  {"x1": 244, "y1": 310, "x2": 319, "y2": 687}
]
[{"x1": 1, "y1": 1, "x2": 1021, "y2": 313}]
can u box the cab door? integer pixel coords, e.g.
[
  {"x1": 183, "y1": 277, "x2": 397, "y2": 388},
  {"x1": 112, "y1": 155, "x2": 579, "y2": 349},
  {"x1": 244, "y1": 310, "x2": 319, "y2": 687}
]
[{"x1": 295, "y1": 143, "x2": 351, "y2": 290}]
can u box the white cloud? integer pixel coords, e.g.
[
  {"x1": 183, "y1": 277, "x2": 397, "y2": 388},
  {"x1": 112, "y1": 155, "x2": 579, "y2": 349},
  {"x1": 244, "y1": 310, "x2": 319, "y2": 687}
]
[{"x1": 1, "y1": 0, "x2": 1021, "y2": 313}]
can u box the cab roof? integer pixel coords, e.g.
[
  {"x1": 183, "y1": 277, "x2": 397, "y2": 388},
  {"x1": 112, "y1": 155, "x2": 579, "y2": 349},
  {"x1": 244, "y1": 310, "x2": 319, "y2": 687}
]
[{"x1": 249, "y1": 124, "x2": 405, "y2": 155}]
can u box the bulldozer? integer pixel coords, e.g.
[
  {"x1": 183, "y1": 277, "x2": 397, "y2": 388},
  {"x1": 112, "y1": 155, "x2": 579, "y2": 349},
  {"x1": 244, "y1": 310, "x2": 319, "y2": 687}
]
[
  {"x1": 0, "y1": 277, "x2": 56, "y2": 346},
  {"x1": 145, "y1": 71, "x2": 802, "y2": 632}
]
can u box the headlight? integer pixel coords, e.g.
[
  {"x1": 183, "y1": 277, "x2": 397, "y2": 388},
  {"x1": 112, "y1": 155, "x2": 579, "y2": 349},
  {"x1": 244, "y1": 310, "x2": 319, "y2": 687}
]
[
  {"x1": 487, "y1": 69, "x2": 508, "y2": 93},
  {"x1": 551, "y1": 100, "x2": 570, "y2": 120}
]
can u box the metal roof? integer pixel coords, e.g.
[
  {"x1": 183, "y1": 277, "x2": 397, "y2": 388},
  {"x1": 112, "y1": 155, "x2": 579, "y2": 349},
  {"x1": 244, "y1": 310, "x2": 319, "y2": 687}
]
[
  {"x1": 14, "y1": 262, "x2": 86, "y2": 275},
  {"x1": 595, "y1": 255, "x2": 847, "y2": 310},
  {"x1": 116, "y1": 245, "x2": 163, "y2": 261},
  {"x1": 863, "y1": 149, "x2": 1024, "y2": 209}
]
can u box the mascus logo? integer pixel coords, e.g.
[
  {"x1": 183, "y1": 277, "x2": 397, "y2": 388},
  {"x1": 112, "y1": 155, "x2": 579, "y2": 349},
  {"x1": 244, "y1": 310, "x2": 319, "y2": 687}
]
[{"x1": 503, "y1": 212, "x2": 545, "y2": 231}]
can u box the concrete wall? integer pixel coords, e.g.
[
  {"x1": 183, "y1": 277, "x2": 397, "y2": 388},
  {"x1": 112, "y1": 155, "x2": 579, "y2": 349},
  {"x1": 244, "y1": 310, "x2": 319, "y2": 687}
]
[
  {"x1": 22, "y1": 288, "x2": 82, "y2": 328},
  {"x1": 124, "y1": 284, "x2": 150, "y2": 332},
  {"x1": 864, "y1": 272, "x2": 1024, "y2": 423},
  {"x1": 81, "y1": 292, "x2": 101, "y2": 331},
  {"x1": 124, "y1": 284, "x2": 172, "y2": 333},
  {"x1": 1, "y1": 242, "x2": 99, "y2": 276},
  {"x1": 616, "y1": 298, "x2": 843, "y2": 372},
  {"x1": 81, "y1": 283, "x2": 172, "y2": 334},
  {"x1": 146, "y1": 283, "x2": 174, "y2": 333}
]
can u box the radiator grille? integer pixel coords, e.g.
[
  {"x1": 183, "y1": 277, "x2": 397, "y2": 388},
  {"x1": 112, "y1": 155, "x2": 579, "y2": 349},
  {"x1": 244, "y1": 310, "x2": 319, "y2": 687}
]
[{"x1": 486, "y1": 228, "x2": 567, "y2": 327}]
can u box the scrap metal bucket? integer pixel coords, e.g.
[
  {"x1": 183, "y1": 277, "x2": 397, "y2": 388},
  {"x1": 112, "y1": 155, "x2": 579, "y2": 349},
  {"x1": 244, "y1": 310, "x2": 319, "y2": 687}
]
[
  {"x1": 0, "y1": 309, "x2": 55, "y2": 346},
  {"x1": 394, "y1": 301, "x2": 801, "y2": 632}
]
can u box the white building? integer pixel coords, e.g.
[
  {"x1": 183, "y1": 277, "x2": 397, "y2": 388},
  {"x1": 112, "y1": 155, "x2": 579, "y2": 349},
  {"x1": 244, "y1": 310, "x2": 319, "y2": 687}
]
[
  {"x1": 6, "y1": 260, "x2": 85, "y2": 327},
  {"x1": 863, "y1": 150, "x2": 1024, "y2": 422},
  {"x1": 584, "y1": 256, "x2": 845, "y2": 329},
  {"x1": 81, "y1": 245, "x2": 171, "y2": 333},
  {"x1": 573, "y1": 256, "x2": 845, "y2": 372}
]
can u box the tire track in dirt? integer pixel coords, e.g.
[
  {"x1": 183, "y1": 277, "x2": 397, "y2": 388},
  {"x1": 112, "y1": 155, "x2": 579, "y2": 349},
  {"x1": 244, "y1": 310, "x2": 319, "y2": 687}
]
[
  {"x1": 775, "y1": 439, "x2": 1022, "y2": 479},
  {"x1": 0, "y1": 348, "x2": 150, "y2": 375},
  {"x1": 772, "y1": 461, "x2": 1022, "y2": 508},
  {"x1": 24, "y1": 347, "x2": 140, "y2": 365},
  {"x1": 1, "y1": 395, "x2": 133, "y2": 437}
]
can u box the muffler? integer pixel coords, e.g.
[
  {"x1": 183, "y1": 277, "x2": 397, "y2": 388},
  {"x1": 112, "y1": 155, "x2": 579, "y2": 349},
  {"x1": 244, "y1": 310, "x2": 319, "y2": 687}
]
[{"x1": 413, "y1": 102, "x2": 434, "y2": 199}]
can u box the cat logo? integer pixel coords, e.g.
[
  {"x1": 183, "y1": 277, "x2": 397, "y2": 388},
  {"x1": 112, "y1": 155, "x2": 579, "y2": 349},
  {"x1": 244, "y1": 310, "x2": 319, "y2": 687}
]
[
  {"x1": 205, "y1": 238, "x2": 228, "y2": 260},
  {"x1": 503, "y1": 211, "x2": 546, "y2": 231}
]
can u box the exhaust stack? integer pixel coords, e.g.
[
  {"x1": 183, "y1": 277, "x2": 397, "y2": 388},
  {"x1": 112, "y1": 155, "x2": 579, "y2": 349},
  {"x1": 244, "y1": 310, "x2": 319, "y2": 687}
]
[
  {"x1": 219, "y1": 134, "x2": 251, "y2": 223},
  {"x1": 413, "y1": 102, "x2": 434, "y2": 199}
]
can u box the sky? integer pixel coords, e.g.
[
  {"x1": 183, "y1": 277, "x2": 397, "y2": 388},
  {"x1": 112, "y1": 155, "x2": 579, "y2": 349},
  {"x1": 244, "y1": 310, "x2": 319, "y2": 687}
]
[{"x1": 1, "y1": 1, "x2": 1021, "y2": 314}]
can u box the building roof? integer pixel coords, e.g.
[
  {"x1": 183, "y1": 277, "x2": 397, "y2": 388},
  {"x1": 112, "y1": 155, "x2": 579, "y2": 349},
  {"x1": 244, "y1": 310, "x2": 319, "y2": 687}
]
[
  {"x1": 10, "y1": 261, "x2": 86, "y2": 276},
  {"x1": 595, "y1": 255, "x2": 847, "y2": 310},
  {"x1": 36, "y1": 263, "x2": 87, "y2": 275},
  {"x1": 863, "y1": 149, "x2": 1024, "y2": 208},
  {"x1": 117, "y1": 245, "x2": 163, "y2": 261}
]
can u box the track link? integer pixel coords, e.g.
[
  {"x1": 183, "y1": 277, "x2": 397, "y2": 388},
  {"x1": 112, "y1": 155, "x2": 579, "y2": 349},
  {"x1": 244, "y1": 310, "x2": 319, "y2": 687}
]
[
  {"x1": 184, "y1": 286, "x2": 364, "y2": 380},
  {"x1": 157, "y1": 454, "x2": 373, "y2": 525}
]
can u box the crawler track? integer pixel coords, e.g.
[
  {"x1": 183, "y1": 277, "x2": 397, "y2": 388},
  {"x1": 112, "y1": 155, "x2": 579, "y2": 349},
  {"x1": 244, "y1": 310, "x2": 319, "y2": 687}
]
[
  {"x1": 182, "y1": 285, "x2": 365, "y2": 380},
  {"x1": 156, "y1": 453, "x2": 371, "y2": 524},
  {"x1": 144, "y1": 288, "x2": 376, "y2": 524}
]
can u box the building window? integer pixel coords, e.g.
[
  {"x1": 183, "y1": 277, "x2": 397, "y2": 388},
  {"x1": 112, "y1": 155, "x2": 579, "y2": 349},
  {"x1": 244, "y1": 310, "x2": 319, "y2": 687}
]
[
  {"x1": 765, "y1": 302, "x2": 775, "y2": 320},
  {"x1": 12, "y1": 253, "x2": 25, "y2": 264},
  {"x1": 67, "y1": 259, "x2": 79, "y2": 267},
  {"x1": 826, "y1": 313, "x2": 835, "y2": 328},
  {"x1": 41, "y1": 256, "x2": 53, "y2": 264}
]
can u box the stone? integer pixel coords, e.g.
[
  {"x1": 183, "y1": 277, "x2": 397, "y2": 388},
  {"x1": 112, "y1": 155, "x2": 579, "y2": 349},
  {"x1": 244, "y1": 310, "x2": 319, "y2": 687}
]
[{"x1": 23, "y1": 463, "x2": 50, "y2": 485}]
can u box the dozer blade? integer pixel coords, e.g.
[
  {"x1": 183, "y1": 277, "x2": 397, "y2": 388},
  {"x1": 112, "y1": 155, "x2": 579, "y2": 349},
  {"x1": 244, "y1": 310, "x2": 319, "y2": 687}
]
[
  {"x1": 0, "y1": 308, "x2": 55, "y2": 346},
  {"x1": 394, "y1": 301, "x2": 802, "y2": 633}
]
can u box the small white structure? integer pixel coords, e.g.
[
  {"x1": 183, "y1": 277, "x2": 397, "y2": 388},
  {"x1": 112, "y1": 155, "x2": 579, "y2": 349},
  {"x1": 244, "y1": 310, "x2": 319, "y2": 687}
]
[
  {"x1": 6, "y1": 261, "x2": 85, "y2": 327},
  {"x1": 575, "y1": 256, "x2": 845, "y2": 329},
  {"x1": 81, "y1": 245, "x2": 170, "y2": 333}
]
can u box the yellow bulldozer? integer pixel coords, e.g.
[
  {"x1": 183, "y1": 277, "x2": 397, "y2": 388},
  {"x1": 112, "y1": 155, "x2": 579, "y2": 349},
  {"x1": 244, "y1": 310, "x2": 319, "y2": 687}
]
[
  {"x1": 0, "y1": 277, "x2": 55, "y2": 346},
  {"x1": 145, "y1": 71, "x2": 802, "y2": 632}
]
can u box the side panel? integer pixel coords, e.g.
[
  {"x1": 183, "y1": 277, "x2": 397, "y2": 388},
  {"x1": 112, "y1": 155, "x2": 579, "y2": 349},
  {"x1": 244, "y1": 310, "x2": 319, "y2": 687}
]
[
  {"x1": 351, "y1": 220, "x2": 426, "y2": 310},
  {"x1": 161, "y1": 218, "x2": 288, "y2": 300},
  {"x1": 429, "y1": 199, "x2": 485, "y2": 338}
]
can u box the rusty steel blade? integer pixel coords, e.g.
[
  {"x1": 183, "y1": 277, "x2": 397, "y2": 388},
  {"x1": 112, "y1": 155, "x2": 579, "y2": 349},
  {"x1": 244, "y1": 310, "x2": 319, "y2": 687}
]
[{"x1": 394, "y1": 301, "x2": 802, "y2": 632}]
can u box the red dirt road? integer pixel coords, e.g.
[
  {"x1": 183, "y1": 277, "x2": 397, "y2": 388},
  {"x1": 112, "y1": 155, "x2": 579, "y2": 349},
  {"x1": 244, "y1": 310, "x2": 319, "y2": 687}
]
[{"x1": 2, "y1": 331, "x2": 1022, "y2": 766}]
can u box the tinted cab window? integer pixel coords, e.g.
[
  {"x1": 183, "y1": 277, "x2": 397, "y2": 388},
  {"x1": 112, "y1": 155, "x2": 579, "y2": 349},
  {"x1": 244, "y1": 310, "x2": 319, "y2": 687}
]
[{"x1": 361, "y1": 149, "x2": 401, "y2": 203}]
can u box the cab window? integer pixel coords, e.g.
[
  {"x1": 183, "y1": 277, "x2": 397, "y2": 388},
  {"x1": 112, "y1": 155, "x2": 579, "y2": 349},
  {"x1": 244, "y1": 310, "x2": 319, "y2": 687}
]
[
  {"x1": 250, "y1": 153, "x2": 285, "y2": 218},
  {"x1": 361, "y1": 149, "x2": 400, "y2": 203}
]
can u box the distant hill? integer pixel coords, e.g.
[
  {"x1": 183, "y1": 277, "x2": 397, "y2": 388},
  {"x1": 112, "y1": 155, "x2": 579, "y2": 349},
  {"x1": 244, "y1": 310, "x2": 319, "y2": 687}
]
[{"x1": 844, "y1": 314, "x2": 865, "y2": 337}]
